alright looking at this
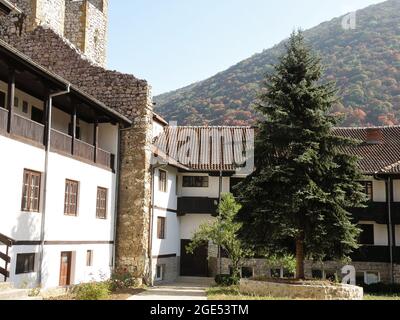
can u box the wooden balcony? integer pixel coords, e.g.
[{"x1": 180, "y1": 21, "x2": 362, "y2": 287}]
[
  {"x1": 178, "y1": 197, "x2": 219, "y2": 216},
  {"x1": 0, "y1": 113, "x2": 115, "y2": 171},
  {"x1": 349, "y1": 202, "x2": 388, "y2": 224},
  {"x1": 50, "y1": 129, "x2": 115, "y2": 170},
  {"x1": 0, "y1": 107, "x2": 7, "y2": 132}
]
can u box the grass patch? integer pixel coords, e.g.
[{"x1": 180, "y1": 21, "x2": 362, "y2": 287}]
[
  {"x1": 364, "y1": 294, "x2": 400, "y2": 301},
  {"x1": 207, "y1": 286, "x2": 290, "y2": 300}
]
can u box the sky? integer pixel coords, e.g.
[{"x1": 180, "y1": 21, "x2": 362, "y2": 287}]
[{"x1": 107, "y1": 0, "x2": 386, "y2": 96}]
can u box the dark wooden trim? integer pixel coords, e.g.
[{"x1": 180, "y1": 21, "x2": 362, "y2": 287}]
[
  {"x1": 152, "y1": 254, "x2": 177, "y2": 259},
  {"x1": 71, "y1": 104, "x2": 77, "y2": 155},
  {"x1": 0, "y1": 252, "x2": 11, "y2": 263},
  {"x1": 6, "y1": 67, "x2": 15, "y2": 133},
  {"x1": 93, "y1": 120, "x2": 99, "y2": 163},
  {"x1": 152, "y1": 205, "x2": 178, "y2": 214},
  {"x1": 43, "y1": 93, "x2": 50, "y2": 147},
  {"x1": 14, "y1": 240, "x2": 114, "y2": 246},
  {"x1": 0, "y1": 267, "x2": 9, "y2": 278}
]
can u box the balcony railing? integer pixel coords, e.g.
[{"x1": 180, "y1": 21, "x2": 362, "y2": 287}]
[
  {"x1": 0, "y1": 107, "x2": 7, "y2": 132},
  {"x1": 349, "y1": 202, "x2": 388, "y2": 224},
  {"x1": 12, "y1": 113, "x2": 44, "y2": 144},
  {"x1": 178, "y1": 197, "x2": 219, "y2": 216},
  {"x1": 0, "y1": 113, "x2": 115, "y2": 171},
  {"x1": 350, "y1": 245, "x2": 394, "y2": 263}
]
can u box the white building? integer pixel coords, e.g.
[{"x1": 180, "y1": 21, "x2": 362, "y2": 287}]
[{"x1": 0, "y1": 38, "x2": 131, "y2": 288}]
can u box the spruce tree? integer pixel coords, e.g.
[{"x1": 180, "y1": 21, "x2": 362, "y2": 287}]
[{"x1": 237, "y1": 31, "x2": 366, "y2": 279}]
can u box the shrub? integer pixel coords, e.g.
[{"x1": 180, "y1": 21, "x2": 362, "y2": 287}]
[
  {"x1": 72, "y1": 282, "x2": 110, "y2": 300},
  {"x1": 215, "y1": 274, "x2": 240, "y2": 286},
  {"x1": 110, "y1": 269, "x2": 138, "y2": 291},
  {"x1": 362, "y1": 283, "x2": 400, "y2": 294}
]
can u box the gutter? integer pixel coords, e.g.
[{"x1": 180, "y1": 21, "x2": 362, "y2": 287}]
[
  {"x1": 38, "y1": 84, "x2": 71, "y2": 287},
  {"x1": 112, "y1": 125, "x2": 122, "y2": 272}
]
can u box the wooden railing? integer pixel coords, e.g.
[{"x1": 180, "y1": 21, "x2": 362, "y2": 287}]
[
  {"x1": 0, "y1": 107, "x2": 8, "y2": 132},
  {"x1": 75, "y1": 138, "x2": 95, "y2": 162},
  {"x1": 0, "y1": 233, "x2": 14, "y2": 282},
  {"x1": 51, "y1": 129, "x2": 72, "y2": 154},
  {"x1": 12, "y1": 113, "x2": 44, "y2": 144},
  {"x1": 0, "y1": 113, "x2": 115, "y2": 171}
]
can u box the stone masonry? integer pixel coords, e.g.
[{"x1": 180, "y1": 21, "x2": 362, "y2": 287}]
[
  {"x1": 10, "y1": 0, "x2": 108, "y2": 66},
  {"x1": 0, "y1": 0, "x2": 154, "y2": 284}
]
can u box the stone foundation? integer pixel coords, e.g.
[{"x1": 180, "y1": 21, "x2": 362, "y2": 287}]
[
  {"x1": 240, "y1": 279, "x2": 364, "y2": 300},
  {"x1": 152, "y1": 256, "x2": 180, "y2": 284}
]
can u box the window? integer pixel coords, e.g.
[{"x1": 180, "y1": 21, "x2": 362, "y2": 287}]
[
  {"x1": 270, "y1": 269, "x2": 282, "y2": 279},
  {"x1": 14, "y1": 97, "x2": 18, "y2": 108},
  {"x1": 241, "y1": 267, "x2": 254, "y2": 279},
  {"x1": 325, "y1": 270, "x2": 338, "y2": 282},
  {"x1": 157, "y1": 217, "x2": 166, "y2": 239},
  {"x1": 64, "y1": 180, "x2": 79, "y2": 216},
  {"x1": 22, "y1": 101, "x2": 28, "y2": 113},
  {"x1": 96, "y1": 187, "x2": 108, "y2": 219},
  {"x1": 21, "y1": 169, "x2": 41, "y2": 212},
  {"x1": 312, "y1": 269, "x2": 323, "y2": 279},
  {"x1": 156, "y1": 265, "x2": 165, "y2": 281},
  {"x1": 365, "y1": 272, "x2": 380, "y2": 285},
  {"x1": 182, "y1": 176, "x2": 209, "y2": 188},
  {"x1": 15, "y1": 253, "x2": 35, "y2": 274},
  {"x1": 31, "y1": 106, "x2": 43, "y2": 123},
  {"x1": 159, "y1": 170, "x2": 167, "y2": 192},
  {"x1": 86, "y1": 250, "x2": 93, "y2": 267},
  {"x1": 359, "y1": 224, "x2": 374, "y2": 245},
  {"x1": 0, "y1": 91, "x2": 5, "y2": 108},
  {"x1": 363, "y1": 181, "x2": 373, "y2": 200}
]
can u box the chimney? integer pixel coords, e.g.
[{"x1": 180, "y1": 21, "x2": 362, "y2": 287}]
[{"x1": 365, "y1": 128, "x2": 384, "y2": 144}]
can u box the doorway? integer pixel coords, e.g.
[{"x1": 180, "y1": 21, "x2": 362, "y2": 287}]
[
  {"x1": 180, "y1": 240, "x2": 209, "y2": 277},
  {"x1": 59, "y1": 252, "x2": 72, "y2": 286}
]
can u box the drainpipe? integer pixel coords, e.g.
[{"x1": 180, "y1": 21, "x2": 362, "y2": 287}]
[
  {"x1": 38, "y1": 85, "x2": 70, "y2": 287},
  {"x1": 112, "y1": 124, "x2": 122, "y2": 272},
  {"x1": 374, "y1": 174, "x2": 395, "y2": 284},
  {"x1": 218, "y1": 169, "x2": 223, "y2": 276}
]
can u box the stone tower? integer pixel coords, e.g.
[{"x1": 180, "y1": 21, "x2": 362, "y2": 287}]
[{"x1": 12, "y1": 0, "x2": 108, "y2": 66}]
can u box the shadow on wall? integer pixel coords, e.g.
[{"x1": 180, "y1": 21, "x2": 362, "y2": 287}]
[{"x1": 10, "y1": 211, "x2": 42, "y2": 288}]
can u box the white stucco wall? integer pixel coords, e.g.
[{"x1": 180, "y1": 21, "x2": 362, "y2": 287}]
[
  {"x1": 396, "y1": 226, "x2": 400, "y2": 247},
  {"x1": 0, "y1": 132, "x2": 116, "y2": 288},
  {"x1": 373, "y1": 180, "x2": 386, "y2": 202},
  {"x1": 359, "y1": 221, "x2": 388, "y2": 246},
  {"x1": 393, "y1": 180, "x2": 400, "y2": 202},
  {"x1": 152, "y1": 120, "x2": 165, "y2": 139},
  {"x1": 178, "y1": 173, "x2": 230, "y2": 198},
  {"x1": 180, "y1": 214, "x2": 216, "y2": 240}
]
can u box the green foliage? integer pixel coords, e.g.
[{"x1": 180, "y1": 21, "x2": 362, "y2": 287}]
[
  {"x1": 110, "y1": 269, "x2": 138, "y2": 291},
  {"x1": 72, "y1": 281, "x2": 110, "y2": 300},
  {"x1": 155, "y1": 1, "x2": 400, "y2": 127},
  {"x1": 186, "y1": 193, "x2": 253, "y2": 279},
  {"x1": 237, "y1": 31, "x2": 367, "y2": 277},
  {"x1": 215, "y1": 274, "x2": 240, "y2": 286},
  {"x1": 266, "y1": 254, "x2": 296, "y2": 275}
]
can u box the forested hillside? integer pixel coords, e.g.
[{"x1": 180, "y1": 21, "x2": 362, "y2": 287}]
[{"x1": 154, "y1": 0, "x2": 400, "y2": 126}]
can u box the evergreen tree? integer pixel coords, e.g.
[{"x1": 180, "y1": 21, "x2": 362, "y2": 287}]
[{"x1": 237, "y1": 31, "x2": 366, "y2": 279}]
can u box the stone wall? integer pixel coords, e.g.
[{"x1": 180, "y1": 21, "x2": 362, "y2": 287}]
[
  {"x1": 10, "y1": 0, "x2": 107, "y2": 66},
  {"x1": 0, "y1": 10, "x2": 154, "y2": 285},
  {"x1": 240, "y1": 279, "x2": 364, "y2": 300},
  {"x1": 152, "y1": 256, "x2": 180, "y2": 284}
]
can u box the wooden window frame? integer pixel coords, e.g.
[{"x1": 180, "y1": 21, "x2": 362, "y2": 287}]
[
  {"x1": 359, "y1": 224, "x2": 375, "y2": 245},
  {"x1": 96, "y1": 187, "x2": 108, "y2": 219},
  {"x1": 364, "y1": 181, "x2": 373, "y2": 201},
  {"x1": 159, "y1": 169, "x2": 167, "y2": 193},
  {"x1": 64, "y1": 179, "x2": 79, "y2": 216},
  {"x1": 182, "y1": 176, "x2": 209, "y2": 188},
  {"x1": 21, "y1": 169, "x2": 41, "y2": 213},
  {"x1": 15, "y1": 253, "x2": 35, "y2": 274},
  {"x1": 157, "y1": 217, "x2": 166, "y2": 240},
  {"x1": 86, "y1": 250, "x2": 94, "y2": 267}
]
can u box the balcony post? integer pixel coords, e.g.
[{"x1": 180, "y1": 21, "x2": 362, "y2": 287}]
[
  {"x1": 6, "y1": 67, "x2": 15, "y2": 134},
  {"x1": 43, "y1": 90, "x2": 50, "y2": 147},
  {"x1": 93, "y1": 120, "x2": 99, "y2": 163},
  {"x1": 71, "y1": 104, "x2": 77, "y2": 155}
]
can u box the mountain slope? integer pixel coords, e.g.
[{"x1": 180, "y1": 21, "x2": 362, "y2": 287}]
[{"x1": 154, "y1": 0, "x2": 400, "y2": 127}]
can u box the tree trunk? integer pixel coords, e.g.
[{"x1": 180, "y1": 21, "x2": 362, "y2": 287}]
[{"x1": 296, "y1": 233, "x2": 305, "y2": 280}]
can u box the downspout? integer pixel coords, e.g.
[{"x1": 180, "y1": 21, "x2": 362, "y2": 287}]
[
  {"x1": 112, "y1": 124, "x2": 122, "y2": 272},
  {"x1": 38, "y1": 84, "x2": 71, "y2": 287},
  {"x1": 374, "y1": 174, "x2": 394, "y2": 284}
]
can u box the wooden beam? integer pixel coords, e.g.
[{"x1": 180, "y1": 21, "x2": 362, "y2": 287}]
[
  {"x1": 6, "y1": 67, "x2": 15, "y2": 133},
  {"x1": 71, "y1": 104, "x2": 77, "y2": 155},
  {"x1": 93, "y1": 120, "x2": 99, "y2": 163},
  {"x1": 0, "y1": 252, "x2": 10, "y2": 264},
  {"x1": 43, "y1": 92, "x2": 50, "y2": 147}
]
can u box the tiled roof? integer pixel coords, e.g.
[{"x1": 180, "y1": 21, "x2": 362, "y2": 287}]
[
  {"x1": 153, "y1": 126, "x2": 254, "y2": 172},
  {"x1": 333, "y1": 126, "x2": 400, "y2": 174}
]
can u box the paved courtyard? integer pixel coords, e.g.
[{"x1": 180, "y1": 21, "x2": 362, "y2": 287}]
[{"x1": 128, "y1": 278, "x2": 213, "y2": 300}]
